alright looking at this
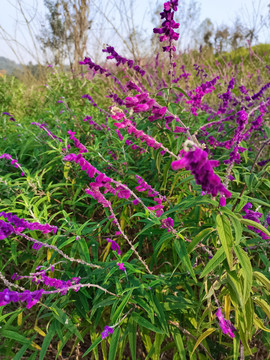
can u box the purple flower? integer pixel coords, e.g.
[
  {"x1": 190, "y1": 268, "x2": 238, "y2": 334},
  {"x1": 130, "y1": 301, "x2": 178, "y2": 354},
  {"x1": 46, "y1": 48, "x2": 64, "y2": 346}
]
[
  {"x1": 0, "y1": 153, "x2": 22, "y2": 171},
  {"x1": 0, "y1": 211, "x2": 57, "y2": 235},
  {"x1": 266, "y1": 213, "x2": 270, "y2": 227},
  {"x1": 242, "y1": 203, "x2": 269, "y2": 240},
  {"x1": 102, "y1": 46, "x2": 145, "y2": 76},
  {"x1": 216, "y1": 308, "x2": 236, "y2": 338},
  {"x1": 0, "y1": 220, "x2": 14, "y2": 240},
  {"x1": 171, "y1": 145, "x2": 231, "y2": 204},
  {"x1": 67, "y1": 129, "x2": 88, "y2": 153},
  {"x1": 101, "y1": 325, "x2": 113, "y2": 339},
  {"x1": 2, "y1": 112, "x2": 16, "y2": 121},
  {"x1": 0, "y1": 288, "x2": 44, "y2": 308},
  {"x1": 117, "y1": 262, "x2": 125, "y2": 271},
  {"x1": 161, "y1": 217, "x2": 174, "y2": 231},
  {"x1": 153, "y1": 0, "x2": 180, "y2": 53},
  {"x1": 258, "y1": 158, "x2": 270, "y2": 166},
  {"x1": 31, "y1": 122, "x2": 62, "y2": 142},
  {"x1": 107, "y1": 238, "x2": 121, "y2": 255}
]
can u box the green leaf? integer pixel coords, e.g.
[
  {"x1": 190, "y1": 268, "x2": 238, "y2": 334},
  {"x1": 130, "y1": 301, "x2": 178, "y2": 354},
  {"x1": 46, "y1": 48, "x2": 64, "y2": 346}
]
[
  {"x1": 253, "y1": 297, "x2": 270, "y2": 319},
  {"x1": 191, "y1": 328, "x2": 216, "y2": 357},
  {"x1": 13, "y1": 343, "x2": 30, "y2": 360},
  {"x1": 174, "y1": 238, "x2": 197, "y2": 282},
  {"x1": 238, "y1": 320, "x2": 252, "y2": 354},
  {"x1": 108, "y1": 327, "x2": 120, "y2": 360},
  {"x1": 187, "y1": 228, "x2": 214, "y2": 254},
  {"x1": 254, "y1": 313, "x2": 270, "y2": 333},
  {"x1": 229, "y1": 216, "x2": 243, "y2": 245},
  {"x1": 83, "y1": 336, "x2": 102, "y2": 358},
  {"x1": 152, "y1": 294, "x2": 169, "y2": 334},
  {"x1": 111, "y1": 290, "x2": 133, "y2": 323},
  {"x1": 152, "y1": 333, "x2": 165, "y2": 360},
  {"x1": 172, "y1": 329, "x2": 186, "y2": 359},
  {"x1": 78, "y1": 237, "x2": 91, "y2": 263},
  {"x1": 39, "y1": 326, "x2": 56, "y2": 360},
  {"x1": 253, "y1": 271, "x2": 270, "y2": 291},
  {"x1": 227, "y1": 271, "x2": 244, "y2": 308},
  {"x1": 0, "y1": 310, "x2": 19, "y2": 322},
  {"x1": 233, "y1": 245, "x2": 253, "y2": 303},
  {"x1": 200, "y1": 247, "x2": 226, "y2": 278},
  {"x1": 132, "y1": 313, "x2": 165, "y2": 334},
  {"x1": 0, "y1": 329, "x2": 31, "y2": 344},
  {"x1": 240, "y1": 218, "x2": 270, "y2": 238},
  {"x1": 233, "y1": 336, "x2": 240, "y2": 360},
  {"x1": 216, "y1": 214, "x2": 233, "y2": 269},
  {"x1": 128, "y1": 317, "x2": 137, "y2": 360},
  {"x1": 171, "y1": 86, "x2": 191, "y2": 100}
]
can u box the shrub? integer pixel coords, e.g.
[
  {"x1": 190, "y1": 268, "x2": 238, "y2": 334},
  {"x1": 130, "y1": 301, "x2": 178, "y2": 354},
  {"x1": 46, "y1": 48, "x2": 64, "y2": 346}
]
[{"x1": 0, "y1": 1, "x2": 269, "y2": 359}]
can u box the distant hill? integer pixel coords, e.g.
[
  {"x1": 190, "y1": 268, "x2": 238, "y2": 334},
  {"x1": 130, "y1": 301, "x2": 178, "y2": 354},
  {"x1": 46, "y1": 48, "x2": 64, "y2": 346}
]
[{"x1": 0, "y1": 57, "x2": 22, "y2": 75}]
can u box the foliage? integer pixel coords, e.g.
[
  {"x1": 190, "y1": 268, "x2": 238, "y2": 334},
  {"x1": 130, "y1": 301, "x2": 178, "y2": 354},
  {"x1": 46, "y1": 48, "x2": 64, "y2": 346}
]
[{"x1": 0, "y1": 1, "x2": 270, "y2": 359}]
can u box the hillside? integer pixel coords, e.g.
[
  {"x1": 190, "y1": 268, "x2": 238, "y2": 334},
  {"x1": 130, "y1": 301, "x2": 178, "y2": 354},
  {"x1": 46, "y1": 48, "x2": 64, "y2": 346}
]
[{"x1": 0, "y1": 56, "x2": 21, "y2": 74}]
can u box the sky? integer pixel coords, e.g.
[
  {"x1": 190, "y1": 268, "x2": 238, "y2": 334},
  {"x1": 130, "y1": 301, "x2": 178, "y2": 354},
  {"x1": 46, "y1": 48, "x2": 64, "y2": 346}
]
[{"x1": 0, "y1": 0, "x2": 269, "y2": 64}]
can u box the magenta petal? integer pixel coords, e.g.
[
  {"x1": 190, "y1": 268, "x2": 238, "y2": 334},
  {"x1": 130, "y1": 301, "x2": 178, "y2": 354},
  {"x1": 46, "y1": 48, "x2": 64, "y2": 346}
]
[{"x1": 171, "y1": 158, "x2": 187, "y2": 170}]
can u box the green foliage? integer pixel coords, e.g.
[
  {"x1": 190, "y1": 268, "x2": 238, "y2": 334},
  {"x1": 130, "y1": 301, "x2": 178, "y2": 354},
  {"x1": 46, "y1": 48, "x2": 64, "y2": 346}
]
[{"x1": 0, "y1": 48, "x2": 269, "y2": 360}]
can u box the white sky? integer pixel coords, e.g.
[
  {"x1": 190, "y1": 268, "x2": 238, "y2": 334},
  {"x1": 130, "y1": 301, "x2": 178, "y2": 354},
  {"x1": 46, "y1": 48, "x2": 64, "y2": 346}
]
[{"x1": 0, "y1": 0, "x2": 269, "y2": 64}]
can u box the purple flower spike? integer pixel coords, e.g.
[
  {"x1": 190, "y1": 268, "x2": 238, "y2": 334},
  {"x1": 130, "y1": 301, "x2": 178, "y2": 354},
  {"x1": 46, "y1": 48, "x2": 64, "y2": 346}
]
[
  {"x1": 117, "y1": 262, "x2": 125, "y2": 271},
  {"x1": 219, "y1": 197, "x2": 226, "y2": 207},
  {"x1": 171, "y1": 145, "x2": 231, "y2": 203},
  {"x1": 101, "y1": 325, "x2": 114, "y2": 339},
  {"x1": 216, "y1": 308, "x2": 236, "y2": 338},
  {"x1": 0, "y1": 220, "x2": 14, "y2": 240},
  {"x1": 107, "y1": 238, "x2": 121, "y2": 255},
  {"x1": 161, "y1": 217, "x2": 174, "y2": 231},
  {"x1": 153, "y1": 0, "x2": 180, "y2": 53},
  {"x1": 242, "y1": 203, "x2": 269, "y2": 240}
]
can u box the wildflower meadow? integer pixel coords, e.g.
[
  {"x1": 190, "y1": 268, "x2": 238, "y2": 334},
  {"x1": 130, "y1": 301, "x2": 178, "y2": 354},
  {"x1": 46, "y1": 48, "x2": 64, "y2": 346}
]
[{"x1": 0, "y1": 0, "x2": 270, "y2": 359}]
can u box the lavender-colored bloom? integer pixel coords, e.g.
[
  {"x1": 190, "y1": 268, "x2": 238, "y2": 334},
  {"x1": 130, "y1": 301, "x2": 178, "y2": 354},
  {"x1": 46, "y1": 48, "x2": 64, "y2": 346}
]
[
  {"x1": 0, "y1": 220, "x2": 14, "y2": 240},
  {"x1": 103, "y1": 45, "x2": 145, "y2": 76},
  {"x1": 80, "y1": 59, "x2": 126, "y2": 92},
  {"x1": 31, "y1": 122, "x2": 62, "y2": 142},
  {"x1": 250, "y1": 82, "x2": 270, "y2": 100},
  {"x1": 153, "y1": 1, "x2": 180, "y2": 53},
  {"x1": 117, "y1": 262, "x2": 125, "y2": 271},
  {"x1": 0, "y1": 211, "x2": 57, "y2": 235},
  {"x1": 216, "y1": 308, "x2": 236, "y2": 338},
  {"x1": 186, "y1": 77, "x2": 218, "y2": 116},
  {"x1": 2, "y1": 111, "x2": 16, "y2": 121},
  {"x1": 79, "y1": 57, "x2": 107, "y2": 75},
  {"x1": 242, "y1": 203, "x2": 269, "y2": 240},
  {"x1": 171, "y1": 146, "x2": 231, "y2": 204},
  {"x1": 161, "y1": 217, "x2": 174, "y2": 231},
  {"x1": 67, "y1": 129, "x2": 88, "y2": 153},
  {"x1": 174, "y1": 126, "x2": 187, "y2": 133},
  {"x1": 0, "y1": 153, "x2": 24, "y2": 174},
  {"x1": 113, "y1": 112, "x2": 166, "y2": 156},
  {"x1": 106, "y1": 238, "x2": 121, "y2": 255},
  {"x1": 257, "y1": 158, "x2": 270, "y2": 166},
  {"x1": 0, "y1": 288, "x2": 44, "y2": 308},
  {"x1": 101, "y1": 325, "x2": 114, "y2": 339},
  {"x1": 266, "y1": 213, "x2": 270, "y2": 227}
]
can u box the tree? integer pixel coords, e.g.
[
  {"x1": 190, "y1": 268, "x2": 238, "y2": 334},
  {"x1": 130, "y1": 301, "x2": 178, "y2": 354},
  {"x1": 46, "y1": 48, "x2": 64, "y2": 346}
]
[
  {"x1": 214, "y1": 25, "x2": 230, "y2": 53},
  {"x1": 38, "y1": 0, "x2": 68, "y2": 66},
  {"x1": 39, "y1": 0, "x2": 91, "y2": 71},
  {"x1": 61, "y1": 0, "x2": 91, "y2": 72},
  {"x1": 197, "y1": 18, "x2": 214, "y2": 49}
]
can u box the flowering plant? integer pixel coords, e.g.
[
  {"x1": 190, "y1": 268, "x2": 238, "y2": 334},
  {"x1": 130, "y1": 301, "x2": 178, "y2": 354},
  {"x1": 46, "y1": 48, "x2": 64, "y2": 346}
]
[{"x1": 0, "y1": 1, "x2": 269, "y2": 359}]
